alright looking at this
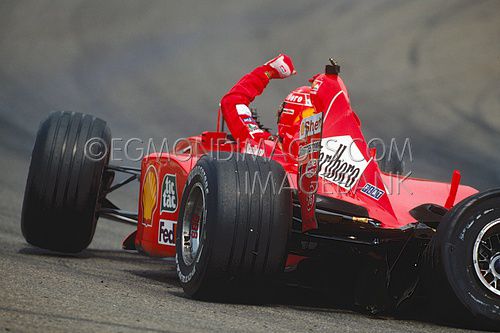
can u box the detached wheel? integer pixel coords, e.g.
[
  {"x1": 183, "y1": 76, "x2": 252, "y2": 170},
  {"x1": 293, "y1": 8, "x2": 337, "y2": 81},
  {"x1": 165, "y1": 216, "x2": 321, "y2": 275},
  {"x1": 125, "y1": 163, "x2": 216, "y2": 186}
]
[
  {"x1": 425, "y1": 189, "x2": 500, "y2": 329},
  {"x1": 21, "y1": 111, "x2": 111, "y2": 253},
  {"x1": 176, "y1": 153, "x2": 292, "y2": 299}
]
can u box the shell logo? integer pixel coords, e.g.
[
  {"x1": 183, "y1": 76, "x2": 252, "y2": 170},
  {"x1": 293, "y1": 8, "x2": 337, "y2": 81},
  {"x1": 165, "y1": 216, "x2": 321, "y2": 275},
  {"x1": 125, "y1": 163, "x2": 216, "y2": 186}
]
[
  {"x1": 299, "y1": 108, "x2": 316, "y2": 137},
  {"x1": 142, "y1": 165, "x2": 158, "y2": 226},
  {"x1": 302, "y1": 108, "x2": 315, "y2": 119}
]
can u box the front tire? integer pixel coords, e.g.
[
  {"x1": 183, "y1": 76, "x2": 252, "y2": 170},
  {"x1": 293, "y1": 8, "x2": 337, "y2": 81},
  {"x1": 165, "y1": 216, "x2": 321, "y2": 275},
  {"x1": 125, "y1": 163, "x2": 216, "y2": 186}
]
[
  {"x1": 424, "y1": 189, "x2": 500, "y2": 329},
  {"x1": 176, "y1": 153, "x2": 292, "y2": 299},
  {"x1": 21, "y1": 111, "x2": 111, "y2": 253}
]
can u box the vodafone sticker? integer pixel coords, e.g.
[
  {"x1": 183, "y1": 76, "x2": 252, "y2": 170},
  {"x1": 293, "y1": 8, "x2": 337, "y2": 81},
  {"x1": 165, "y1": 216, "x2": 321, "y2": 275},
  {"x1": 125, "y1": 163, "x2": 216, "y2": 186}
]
[{"x1": 318, "y1": 136, "x2": 370, "y2": 190}]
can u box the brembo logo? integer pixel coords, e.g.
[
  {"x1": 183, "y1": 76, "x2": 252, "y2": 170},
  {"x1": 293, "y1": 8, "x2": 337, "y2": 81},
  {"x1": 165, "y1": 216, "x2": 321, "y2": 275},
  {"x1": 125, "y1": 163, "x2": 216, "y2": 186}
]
[
  {"x1": 300, "y1": 113, "x2": 323, "y2": 139},
  {"x1": 318, "y1": 136, "x2": 369, "y2": 190}
]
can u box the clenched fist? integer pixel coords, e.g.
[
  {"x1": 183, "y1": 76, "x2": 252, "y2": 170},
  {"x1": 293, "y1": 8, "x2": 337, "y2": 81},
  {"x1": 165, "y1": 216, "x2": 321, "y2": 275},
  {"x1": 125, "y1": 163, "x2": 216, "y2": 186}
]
[{"x1": 264, "y1": 54, "x2": 296, "y2": 79}]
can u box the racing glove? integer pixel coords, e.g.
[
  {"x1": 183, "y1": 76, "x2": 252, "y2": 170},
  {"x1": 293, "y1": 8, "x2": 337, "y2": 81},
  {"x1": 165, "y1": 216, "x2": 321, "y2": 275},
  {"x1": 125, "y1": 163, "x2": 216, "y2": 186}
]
[{"x1": 264, "y1": 54, "x2": 297, "y2": 79}]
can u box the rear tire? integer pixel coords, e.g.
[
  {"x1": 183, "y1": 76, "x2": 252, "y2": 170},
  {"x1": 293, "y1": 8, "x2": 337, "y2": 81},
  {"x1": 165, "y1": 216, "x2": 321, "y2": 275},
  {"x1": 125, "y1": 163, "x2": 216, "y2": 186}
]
[
  {"x1": 21, "y1": 111, "x2": 111, "y2": 253},
  {"x1": 423, "y1": 189, "x2": 500, "y2": 330},
  {"x1": 176, "y1": 153, "x2": 292, "y2": 300}
]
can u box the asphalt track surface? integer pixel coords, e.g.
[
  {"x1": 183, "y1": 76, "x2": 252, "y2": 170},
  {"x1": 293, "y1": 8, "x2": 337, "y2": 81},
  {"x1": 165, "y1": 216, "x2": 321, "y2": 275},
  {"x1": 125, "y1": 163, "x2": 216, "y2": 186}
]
[{"x1": 0, "y1": 1, "x2": 499, "y2": 332}]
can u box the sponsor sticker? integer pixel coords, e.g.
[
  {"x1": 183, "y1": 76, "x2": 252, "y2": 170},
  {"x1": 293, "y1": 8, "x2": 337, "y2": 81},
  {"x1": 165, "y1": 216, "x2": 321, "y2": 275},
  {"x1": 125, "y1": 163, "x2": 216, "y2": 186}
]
[
  {"x1": 248, "y1": 123, "x2": 263, "y2": 135},
  {"x1": 299, "y1": 141, "x2": 321, "y2": 158},
  {"x1": 248, "y1": 123, "x2": 259, "y2": 131},
  {"x1": 242, "y1": 117, "x2": 255, "y2": 123},
  {"x1": 318, "y1": 136, "x2": 370, "y2": 190},
  {"x1": 250, "y1": 129, "x2": 264, "y2": 135},
  {"x1": 161, "y1": 174, "x2": 178, "y2": 213},
  {"x1": 300, "y1": 113, "x2": 323, "y2": 139},
  {"x1": 245, "y1": 142, "x2": 264, "y2": 156},
  {"x1": 158, "y1": 219, "x2": 176, "y2": 246},
  {"x1": 142, "y1": 165, "x2": 158, "y2": 226},
  {"x1": 311, "y1": 79, "x2": 323, "y2": 93},
  {"x1": 236, "y1": 104, "x2": 252, "y2": 116},
  {"x1": 281, "y1": 107, "x2": 295, "y2": 115},
  {"x1": 305, "y1": 159, "x2": 318, "y2": 178},
  {"x1": 190, "y1": 213, "x2": 201, "y2": 239},
  {"x1": 285, "y1": 92, "x2": 312, "y2": 106},
  {"x1": 361, "y1": 183, "x2": 385, "y2": 200}
]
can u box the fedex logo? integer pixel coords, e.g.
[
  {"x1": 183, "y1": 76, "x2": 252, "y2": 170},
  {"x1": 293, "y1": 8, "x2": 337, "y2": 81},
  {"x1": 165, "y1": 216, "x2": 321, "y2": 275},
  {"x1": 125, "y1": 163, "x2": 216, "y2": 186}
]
[{"x1": 158, "y1": 219, "x2": 176, "y2": 246}]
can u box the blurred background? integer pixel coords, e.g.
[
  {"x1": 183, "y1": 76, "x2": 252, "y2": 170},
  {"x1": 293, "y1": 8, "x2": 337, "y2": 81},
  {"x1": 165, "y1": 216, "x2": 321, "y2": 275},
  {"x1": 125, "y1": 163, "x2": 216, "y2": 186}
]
[
  {"x1": 1, "y1": 0, "x2": 499, "y2": 192},
  {"x1": 0, "y1": 1, "x2": 499, "y2": 332}
]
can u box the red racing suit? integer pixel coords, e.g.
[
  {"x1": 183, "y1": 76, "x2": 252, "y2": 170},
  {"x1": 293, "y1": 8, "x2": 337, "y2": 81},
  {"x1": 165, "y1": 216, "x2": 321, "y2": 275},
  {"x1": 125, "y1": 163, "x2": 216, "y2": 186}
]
[
  {"x1": 219, "y1": 65, "x2": 272, "y2": 142},
  {"x1": 220, "y1": 54, "x2": 296, "y2": 142}
]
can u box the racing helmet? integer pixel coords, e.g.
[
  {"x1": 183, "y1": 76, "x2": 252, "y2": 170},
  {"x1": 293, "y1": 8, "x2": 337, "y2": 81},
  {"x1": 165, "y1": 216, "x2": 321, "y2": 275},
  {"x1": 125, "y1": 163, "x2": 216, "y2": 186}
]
[{"x1": 277, "y1": 86, "x2": 315, "y2": 154}]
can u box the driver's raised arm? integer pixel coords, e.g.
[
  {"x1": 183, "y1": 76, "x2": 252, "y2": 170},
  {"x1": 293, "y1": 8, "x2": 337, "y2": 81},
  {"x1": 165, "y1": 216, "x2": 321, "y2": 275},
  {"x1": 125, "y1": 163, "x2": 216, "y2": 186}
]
[{"x1": 220, "y1": 54, "x2": 296, "y2": 142}]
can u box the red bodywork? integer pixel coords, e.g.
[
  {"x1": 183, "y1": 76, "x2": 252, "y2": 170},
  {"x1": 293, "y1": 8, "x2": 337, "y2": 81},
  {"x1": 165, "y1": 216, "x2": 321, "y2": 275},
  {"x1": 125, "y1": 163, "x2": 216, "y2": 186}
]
[{"x1": 134, "y1": 72, "x2": 477, "y2": 258}]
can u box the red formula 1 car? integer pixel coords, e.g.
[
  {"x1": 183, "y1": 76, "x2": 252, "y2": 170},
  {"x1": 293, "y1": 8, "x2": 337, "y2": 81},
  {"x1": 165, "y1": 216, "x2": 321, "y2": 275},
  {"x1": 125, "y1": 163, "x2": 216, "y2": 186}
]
[{"x1": 22, "y1": 60, "x2": 500, "y2": 329}]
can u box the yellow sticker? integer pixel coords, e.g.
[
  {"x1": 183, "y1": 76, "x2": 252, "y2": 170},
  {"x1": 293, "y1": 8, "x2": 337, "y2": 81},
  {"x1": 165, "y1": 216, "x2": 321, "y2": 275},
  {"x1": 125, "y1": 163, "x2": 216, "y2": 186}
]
[{"x1": 142, "y1": 165, "x2": 158, "y2": 226}]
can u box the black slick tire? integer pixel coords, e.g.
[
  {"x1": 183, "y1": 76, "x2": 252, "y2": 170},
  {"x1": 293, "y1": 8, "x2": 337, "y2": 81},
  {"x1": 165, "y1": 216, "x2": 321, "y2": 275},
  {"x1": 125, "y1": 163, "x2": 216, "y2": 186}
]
[
  {"x1": 176, "y1": 153, "x2": 292, "y2": 300},
  {"x1": 21, "y1": 111, "x2": 111, "y2": 253},
  {"x1": 423, "y1": 189, "x2": 500, "y2": 330}
]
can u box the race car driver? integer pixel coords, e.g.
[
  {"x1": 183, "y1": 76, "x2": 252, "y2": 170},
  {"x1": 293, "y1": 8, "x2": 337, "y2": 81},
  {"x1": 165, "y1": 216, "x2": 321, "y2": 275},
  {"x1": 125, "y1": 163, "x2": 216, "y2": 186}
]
[{"x1": 220, "y1": 54, "x2": 314, "y2": 154}]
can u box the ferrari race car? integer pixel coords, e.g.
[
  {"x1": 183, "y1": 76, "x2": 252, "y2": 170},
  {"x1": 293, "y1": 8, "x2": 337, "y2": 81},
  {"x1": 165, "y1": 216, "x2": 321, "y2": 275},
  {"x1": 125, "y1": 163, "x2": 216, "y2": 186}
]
[{"x1": 21, "y1": 60, "x2": 499, "y2": 330}]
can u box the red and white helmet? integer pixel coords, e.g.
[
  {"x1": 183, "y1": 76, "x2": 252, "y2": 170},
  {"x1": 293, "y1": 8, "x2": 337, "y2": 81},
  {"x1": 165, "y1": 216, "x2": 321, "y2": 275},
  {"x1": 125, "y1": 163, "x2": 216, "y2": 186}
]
[{"x1": 277, "y1": 86, "x2": 315, "y2": 154}]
